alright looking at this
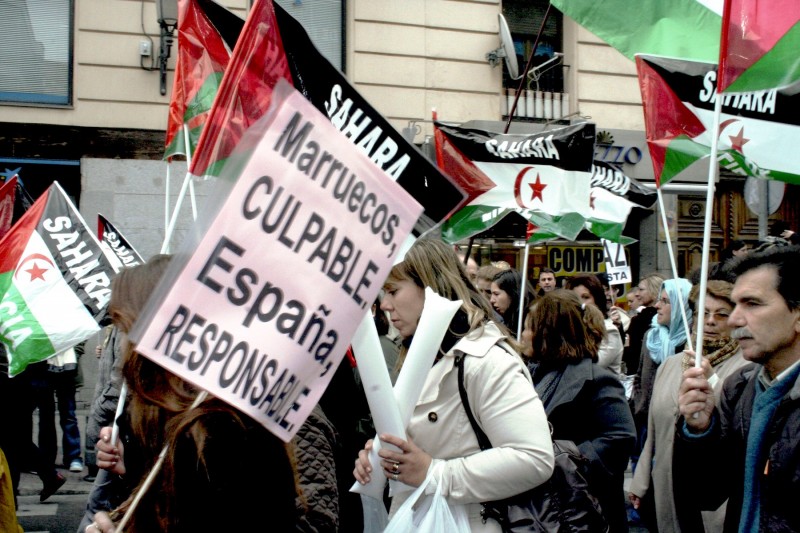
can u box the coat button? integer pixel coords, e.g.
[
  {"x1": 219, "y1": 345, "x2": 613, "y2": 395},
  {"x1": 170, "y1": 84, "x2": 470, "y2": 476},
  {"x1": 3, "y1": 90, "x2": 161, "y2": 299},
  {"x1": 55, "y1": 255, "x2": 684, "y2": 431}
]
[{"x1": 428, "y1": 412, "x2": 438, "y2": 423}]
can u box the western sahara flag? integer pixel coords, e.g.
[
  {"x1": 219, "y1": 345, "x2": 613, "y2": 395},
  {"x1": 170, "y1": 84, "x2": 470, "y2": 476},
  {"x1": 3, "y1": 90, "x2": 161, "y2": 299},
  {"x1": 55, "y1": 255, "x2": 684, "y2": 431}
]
[
  {"x1": 637, "y1": 54, "x2": 800, "y2": 186},
  {"x1": 585, "y1": 161, "x2": 655, "y2": 243},
  {"x1": 163, "y1": 0, "x2": 244, "y2": 160},
  {"x1": 98, "y1": 214, "x2": 144, "y2": 270},
  {"x1": 551, "y1": 0, "x2": 722, "y2": 63},
  {"x1": 189, "y1": 0, "x2": 466, "y2": 236},
  {"x1": 0, "y1": 182, "x2": 117, "y2": 377},
  {"x1": 718, "y1": 0, "x2": 800, "y2": 93},
  {"x1": 435, "y1": 122, "x2": 601, "y2": 243},
  {"x1": 0, "y1": 175, "x2": 34, "y2": 240},
  {"x1": 0, "y1": 176, "x2": 20, "y2": 240}
]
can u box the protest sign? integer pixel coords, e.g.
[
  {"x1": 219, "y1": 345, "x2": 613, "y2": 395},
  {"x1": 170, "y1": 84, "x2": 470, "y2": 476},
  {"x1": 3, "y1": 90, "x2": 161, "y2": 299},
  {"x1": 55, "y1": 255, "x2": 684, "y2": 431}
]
[
  {"x1": 131, "y1": 80, "x2": 423, "y2": 442},
  {"x1": 601, "y1": 238, "x2": 631, "y2": 285}
]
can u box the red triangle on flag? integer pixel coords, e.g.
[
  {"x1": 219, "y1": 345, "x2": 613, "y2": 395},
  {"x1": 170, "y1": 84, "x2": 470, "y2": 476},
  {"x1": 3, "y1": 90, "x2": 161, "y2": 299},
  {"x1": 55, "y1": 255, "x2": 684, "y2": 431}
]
[
  {"x1": 636, "y1": 56, "x2": 707, "y2": 187},
  {"x1": 434, "y1": 125, "x2": 496, "y2": 205}
]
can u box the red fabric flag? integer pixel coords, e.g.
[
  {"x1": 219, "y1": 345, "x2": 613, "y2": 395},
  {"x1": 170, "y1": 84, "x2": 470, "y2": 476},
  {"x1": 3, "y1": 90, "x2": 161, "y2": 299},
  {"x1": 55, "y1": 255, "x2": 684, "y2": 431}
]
[
  {"x1": 189, "y1": 0, "x2": 291, "y2": 177},
  {"x1": 0, "y1": 176, "x2": 18, "y2": 240},
  {"x1": 718, "y1": 0, "x2": 800, "y2": 92},
  {"x1": 636, "y1": 55, "x2": 707, "y2": 187},
  {"x1": 164, "y1": 0, "x2": 244, "y2": 160}
]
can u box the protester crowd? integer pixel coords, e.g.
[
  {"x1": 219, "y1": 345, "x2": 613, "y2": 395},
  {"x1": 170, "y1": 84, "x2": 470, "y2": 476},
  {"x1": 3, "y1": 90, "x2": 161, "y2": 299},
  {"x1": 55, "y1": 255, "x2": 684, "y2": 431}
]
[{"x1": 1, "y1": 234, "x2": 799, "y2": 533}]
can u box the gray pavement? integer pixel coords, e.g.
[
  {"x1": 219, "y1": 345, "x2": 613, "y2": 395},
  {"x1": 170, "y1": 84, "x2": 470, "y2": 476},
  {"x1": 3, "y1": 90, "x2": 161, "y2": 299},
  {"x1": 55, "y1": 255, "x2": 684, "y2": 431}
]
[
  {"x1": 19, "y1": 336, "x2": 101, "y2": 499},
  {"x1": 17, "y1": 406, "x2": 94, "y2": 498}
]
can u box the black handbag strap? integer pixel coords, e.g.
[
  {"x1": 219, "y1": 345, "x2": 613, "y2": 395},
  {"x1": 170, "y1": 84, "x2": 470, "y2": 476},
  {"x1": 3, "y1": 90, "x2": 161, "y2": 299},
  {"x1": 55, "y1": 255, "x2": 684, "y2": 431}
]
[{"x1": 455, "y1": 353, "x2": 493, "y2": 451}]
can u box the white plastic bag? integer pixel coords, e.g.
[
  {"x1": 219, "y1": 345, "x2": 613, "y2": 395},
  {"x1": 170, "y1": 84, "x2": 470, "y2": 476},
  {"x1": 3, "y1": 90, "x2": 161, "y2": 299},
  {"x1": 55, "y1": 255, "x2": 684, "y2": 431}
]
[
  {"x1": 361, "y1": 494, "x2": 389, "y2": 533},
  {"x1": 384, "y1": 471, "x2": 470, "y2": 533}
]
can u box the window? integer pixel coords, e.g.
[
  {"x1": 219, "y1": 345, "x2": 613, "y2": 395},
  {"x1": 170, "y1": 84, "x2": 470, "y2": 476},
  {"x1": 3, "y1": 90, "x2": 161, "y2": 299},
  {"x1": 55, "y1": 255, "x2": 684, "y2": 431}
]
[
  {"x1": 0, "y1": 0, "x2": 73, "y2": 106},
  {"x1": 502, "y1": 0, "x2": 565, "y2": 121},
  {"x1": 273, "y1": 0, "x2": 344, "y2": 71}
]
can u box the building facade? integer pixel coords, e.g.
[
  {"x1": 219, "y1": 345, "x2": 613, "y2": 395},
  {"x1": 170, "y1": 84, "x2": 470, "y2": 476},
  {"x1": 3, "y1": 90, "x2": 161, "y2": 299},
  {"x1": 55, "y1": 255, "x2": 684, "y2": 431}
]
[{"x1": 1, "y1": 0, "x2": 795, "y2": 278}]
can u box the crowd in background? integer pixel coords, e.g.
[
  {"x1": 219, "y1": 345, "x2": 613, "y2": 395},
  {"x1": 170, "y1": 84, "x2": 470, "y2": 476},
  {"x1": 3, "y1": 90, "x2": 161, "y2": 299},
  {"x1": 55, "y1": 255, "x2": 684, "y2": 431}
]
[{"x1": 1, "y1": 229, "x2": 799, "y2": 533}]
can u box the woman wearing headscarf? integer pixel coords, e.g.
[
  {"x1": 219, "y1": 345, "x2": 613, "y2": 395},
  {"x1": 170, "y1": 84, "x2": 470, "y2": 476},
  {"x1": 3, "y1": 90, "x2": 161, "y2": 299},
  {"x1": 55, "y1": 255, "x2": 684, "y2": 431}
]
[
  {"x1": 632, "y1": 278, "x2": 694, "y2": 436},
  {"x1": 629, "y1": 280, "x2": 748, "y2": 532},
  {"x1": 353, "y1": 239, "x2": 554, "y2": 532},
  {"x1": 521, "y1": 289, "x2": 636, "y2": 532}
]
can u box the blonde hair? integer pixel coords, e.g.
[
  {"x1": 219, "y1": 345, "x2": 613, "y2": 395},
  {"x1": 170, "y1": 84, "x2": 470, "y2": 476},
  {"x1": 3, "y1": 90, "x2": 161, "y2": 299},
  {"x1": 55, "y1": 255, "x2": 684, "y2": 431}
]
[{"x1": 385, "y1": 239, "x2": 517, "y2": 345}]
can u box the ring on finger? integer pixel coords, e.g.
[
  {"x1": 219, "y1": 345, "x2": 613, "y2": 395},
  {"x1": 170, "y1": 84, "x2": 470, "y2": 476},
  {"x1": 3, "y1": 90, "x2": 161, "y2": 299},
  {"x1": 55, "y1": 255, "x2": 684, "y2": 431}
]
[
  {"x1": 392, "y1": 473, "x2": 399, "y2": 481},
  {"x1": 85, "y1": 523, "x2": 99, "y2": 533},
  {"x1": 391, "y1": 462, "x2": 400, "y2": 474}
]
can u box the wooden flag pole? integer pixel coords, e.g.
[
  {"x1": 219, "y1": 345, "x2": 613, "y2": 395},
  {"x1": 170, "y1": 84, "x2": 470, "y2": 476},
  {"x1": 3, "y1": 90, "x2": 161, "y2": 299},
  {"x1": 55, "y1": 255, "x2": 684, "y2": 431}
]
[{"x1": 115, "y1": 391, "x2": 208, "y2": 533}]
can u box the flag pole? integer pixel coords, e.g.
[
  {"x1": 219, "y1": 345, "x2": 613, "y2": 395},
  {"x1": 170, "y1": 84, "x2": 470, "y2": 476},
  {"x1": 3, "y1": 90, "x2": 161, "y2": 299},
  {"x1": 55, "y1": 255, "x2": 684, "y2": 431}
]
[
  {"x1": 655, "y1": 187, "x2": 693, "y2": 345},
  {"x1": 160, "y1": 126, "x2": 198, "y2": 254},
  {"x1": 164, "y1": 162, "x2": 171, "y2": 243},
  {"x1": 692, "y1": 93, "x2": 724, "y2": 368},
  {"x1": 517, "y1": 243, "x2": 531, "y2": 341},
  {"x1": 114, "y1": 390, "x2": 208, "y2": 533},
  {"x1": 160, "y1": 173, "x2": 192, "y2": 254},
  {"x1": 184, "y1": 124, "x2": 198, "y2": 222},
  {"x1": 504, "y1": 3, "x2": 552, "y2": 134}
]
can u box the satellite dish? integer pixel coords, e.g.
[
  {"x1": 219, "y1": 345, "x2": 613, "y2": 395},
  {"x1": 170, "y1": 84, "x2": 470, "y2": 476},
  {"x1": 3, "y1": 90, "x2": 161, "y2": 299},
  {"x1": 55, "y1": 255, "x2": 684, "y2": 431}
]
[{"x1": 486, "y1": 14, "x2": 521, "y2": 80}]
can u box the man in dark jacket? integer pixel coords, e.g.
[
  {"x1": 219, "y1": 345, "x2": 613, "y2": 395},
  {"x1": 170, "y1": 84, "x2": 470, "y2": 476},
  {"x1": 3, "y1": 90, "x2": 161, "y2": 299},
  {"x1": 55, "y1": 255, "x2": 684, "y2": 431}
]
[{"x1": 675, "y1": 245, "x2": 800, "y2": 532}]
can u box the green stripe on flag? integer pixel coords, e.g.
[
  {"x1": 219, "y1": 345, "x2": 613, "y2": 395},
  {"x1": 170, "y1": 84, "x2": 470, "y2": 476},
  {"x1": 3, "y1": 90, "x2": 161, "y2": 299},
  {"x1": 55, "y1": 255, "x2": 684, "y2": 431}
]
[
  {"x1": 723, "y1": 23, "x2": 800, "y2": 93},
  {"x1": 0, "y1": 277, "x2": 55, "y2": 377},
  {"x1": 441, "y1": 205, "x2": 506, "y2": 244},
  {"x1": 551, "y1": 0, "x2": 721, "y2": 62},
  {"x1": 164, "y1": 73, "x2": 226, "y2": 160},
  {"x1": 661, "y1": 135, "x2": 711, "y2": 185}
]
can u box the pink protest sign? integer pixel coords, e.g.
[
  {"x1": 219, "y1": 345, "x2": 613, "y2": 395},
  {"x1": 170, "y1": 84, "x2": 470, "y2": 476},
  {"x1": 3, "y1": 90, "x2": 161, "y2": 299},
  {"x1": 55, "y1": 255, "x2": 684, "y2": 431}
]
[{"x1": 132, "y1": 81, "x2": 422, "y2": 441}]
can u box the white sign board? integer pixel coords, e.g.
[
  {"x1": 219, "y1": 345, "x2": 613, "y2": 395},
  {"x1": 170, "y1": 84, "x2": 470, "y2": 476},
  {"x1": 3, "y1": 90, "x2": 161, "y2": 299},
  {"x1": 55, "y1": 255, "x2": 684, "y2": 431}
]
[
  {"x1": 601, "y1": 238, "x2": 631, "y2": 285},
  {"x1": 131, "y1": 81, "x2": 423, "y2": 441}
]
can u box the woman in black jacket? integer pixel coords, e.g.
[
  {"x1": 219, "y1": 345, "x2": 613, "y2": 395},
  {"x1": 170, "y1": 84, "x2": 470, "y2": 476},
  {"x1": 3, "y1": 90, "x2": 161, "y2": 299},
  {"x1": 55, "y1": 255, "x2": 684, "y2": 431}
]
[{"x1": 522, "y1": 289, "x2": 636, "y2": 532}]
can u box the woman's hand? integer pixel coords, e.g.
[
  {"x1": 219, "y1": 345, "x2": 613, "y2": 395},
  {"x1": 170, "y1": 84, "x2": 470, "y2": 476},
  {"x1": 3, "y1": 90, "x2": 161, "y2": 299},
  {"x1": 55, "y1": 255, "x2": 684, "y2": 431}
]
[
  {"x1": 353, "y1": 439, "x2": 374, "y2": 485},
  {"x1": 628, "y1": 493, "x2": 641, "y2": 510},
  {"x1": 95, "y1": 426, "x2": 126, "y2": 476},
  {"x1": 86, "y1": 511, "x2": 116, "y2": 533},
  {"x1": 377, "y1": 434, "x2": 432, "y2": 488}
]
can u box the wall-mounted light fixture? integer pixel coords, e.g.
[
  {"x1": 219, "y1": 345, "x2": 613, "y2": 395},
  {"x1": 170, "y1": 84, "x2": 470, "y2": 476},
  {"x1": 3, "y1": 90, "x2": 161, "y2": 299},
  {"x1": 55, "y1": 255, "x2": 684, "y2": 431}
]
[{"x1": 156, "y1": 0, "x2": 178, "y2": 95}]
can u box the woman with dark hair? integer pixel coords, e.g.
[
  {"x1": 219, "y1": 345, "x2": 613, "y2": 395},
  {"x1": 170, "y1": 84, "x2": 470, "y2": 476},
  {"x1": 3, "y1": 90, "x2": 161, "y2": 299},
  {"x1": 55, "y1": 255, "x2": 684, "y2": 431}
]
[
  {"x1": 565, "y1": 275, "x2": 624, "y2": 375},
  {"x1": 489, "y1": 269, "x2": 533, "y2": 335},
  {"x1": 87, "y1": 256, "x2": 301, "y2": 533},
  {"x1": 521, "y1": 289, "x2": 636, "y2": 532},
  {"x1": 718, "y1": 240, "x2": 748, "y2": 265},
  {"x1": 624, "y1": 274, "x2": 665, "y2": 377},
  {"x1": 353, "y1": 239, "x2": 554, "y2": 532}
]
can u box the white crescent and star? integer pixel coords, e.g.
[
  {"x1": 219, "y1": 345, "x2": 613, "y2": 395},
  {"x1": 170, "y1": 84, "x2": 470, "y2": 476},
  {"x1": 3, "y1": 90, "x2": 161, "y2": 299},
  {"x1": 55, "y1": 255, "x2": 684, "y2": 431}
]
[
  {"x1": 719, "y1": 118, "x2": 750, "y2": 153},
  {"x1": 513, "y1": 166, "x2": 548, "y2": 208},
  {"x1": 14, "y1": 253, "x2": 55, "y2": 282}
]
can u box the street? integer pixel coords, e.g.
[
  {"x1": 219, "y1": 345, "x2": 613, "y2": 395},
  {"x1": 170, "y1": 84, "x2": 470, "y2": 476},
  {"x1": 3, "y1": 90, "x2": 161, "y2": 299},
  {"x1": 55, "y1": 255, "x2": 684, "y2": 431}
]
[{"x1": 17, "y1": 492, "x2": 88, "y2": 533}]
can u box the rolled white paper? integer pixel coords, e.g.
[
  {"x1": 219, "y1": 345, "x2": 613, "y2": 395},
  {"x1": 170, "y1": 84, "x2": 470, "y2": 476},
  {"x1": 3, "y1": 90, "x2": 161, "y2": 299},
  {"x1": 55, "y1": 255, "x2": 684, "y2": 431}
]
[
  {"x1": 350, "y1": 311, "x2": 406, "y2": 500},
  {"x1": 351, "y1": 288, "x2": 462, "y2": 499},
  {"x1": 393, "y1": 288, "x2": 461, "y2": 428}
]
